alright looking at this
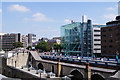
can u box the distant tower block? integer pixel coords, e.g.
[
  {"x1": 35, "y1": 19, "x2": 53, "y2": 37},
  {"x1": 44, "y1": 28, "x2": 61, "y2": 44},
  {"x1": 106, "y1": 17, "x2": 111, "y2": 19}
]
[
  {"x1": 82, "y1": 15, "x2": 87, "y2": 23},
  {"x1": 118, "y1": 1, "x2": 120, "y2": 16}
]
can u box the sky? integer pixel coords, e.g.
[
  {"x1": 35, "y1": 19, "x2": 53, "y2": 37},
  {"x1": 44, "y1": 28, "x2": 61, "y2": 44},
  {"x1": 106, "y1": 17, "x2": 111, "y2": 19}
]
[
  {"x1": 0, "y1": 2, "x2": 2, "y2": 32},
  {"x1": 1, "y1": 2, "x2": 119, "y2": 39}
]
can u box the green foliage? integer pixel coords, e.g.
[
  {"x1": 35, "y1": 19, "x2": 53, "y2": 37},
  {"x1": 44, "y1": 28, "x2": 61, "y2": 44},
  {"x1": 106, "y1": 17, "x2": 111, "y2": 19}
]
[
  {"x1": 35, "y1": 41, "x2": 50, "y2": 52},
  {"x1": 60, "y1": 43, "x2": 65, "y2": 49},
  {"x1": 2, "y1": 48, "x2": 6, "y2": 52},
  {"x1": 26, "y1": 46, "x2": 32, "y2": 50},
  {"x1": 53, "y1": 43, "x2": 62, "y2": 52},
  {"x1": 13, "y1": 41, "x2": 23, "y2": 48}
]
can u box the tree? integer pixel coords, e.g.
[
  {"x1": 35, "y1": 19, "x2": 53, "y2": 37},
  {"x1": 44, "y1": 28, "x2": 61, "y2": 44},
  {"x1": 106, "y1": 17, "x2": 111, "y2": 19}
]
[
  {"x1": 13, "y1": 42, "x2": 23, "y2": 48},
  {"x1": 53, "y1": 43, "x2": 61, "y2": 52},
  {"x1": 60, "y1": 43, "x2": 65, "y2": 52},
  {"x1": 35, "y1": 41, "x2": 50, "y2": 52},
  {"x1": 26, "y1": 46, "x2": 32, "y2": 50}
]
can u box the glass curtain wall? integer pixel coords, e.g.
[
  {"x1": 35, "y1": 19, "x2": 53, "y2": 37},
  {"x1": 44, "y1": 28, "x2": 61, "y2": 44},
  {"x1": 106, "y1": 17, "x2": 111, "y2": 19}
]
[
  {"x1": 61, "y1": 20, "x2": 93, "y2": 56},
  {"x1": 61, "y1": 22, "x2": 81, "y2": 56}
]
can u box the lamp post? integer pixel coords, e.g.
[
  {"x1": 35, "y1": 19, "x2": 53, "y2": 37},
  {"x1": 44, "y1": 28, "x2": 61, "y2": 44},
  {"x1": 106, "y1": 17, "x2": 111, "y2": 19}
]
[{"x1": 57, "y1": 54, "x2": 61, "y2": 77}]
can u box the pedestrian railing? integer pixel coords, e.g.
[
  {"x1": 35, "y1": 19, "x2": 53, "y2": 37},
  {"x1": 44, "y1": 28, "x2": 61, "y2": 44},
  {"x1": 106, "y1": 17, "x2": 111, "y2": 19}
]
[{"x1": 40, "y1": 55, "x2": 120, "y2": 68}]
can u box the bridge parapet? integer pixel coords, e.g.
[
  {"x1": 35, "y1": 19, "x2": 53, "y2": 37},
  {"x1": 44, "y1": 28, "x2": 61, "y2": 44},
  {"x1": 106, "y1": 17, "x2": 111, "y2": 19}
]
[{"x1": 28, "y1": 51, "x2": 119, "y2": 80}]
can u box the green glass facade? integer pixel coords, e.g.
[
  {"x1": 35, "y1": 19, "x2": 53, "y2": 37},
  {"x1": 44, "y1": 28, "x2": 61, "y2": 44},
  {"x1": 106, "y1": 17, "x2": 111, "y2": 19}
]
[
  {"x1": 61, "y1": 20, "x2": 93, "y2": 56},
  {"x1": 61, "y1": 22, "x2": 81, "y2": 55}
]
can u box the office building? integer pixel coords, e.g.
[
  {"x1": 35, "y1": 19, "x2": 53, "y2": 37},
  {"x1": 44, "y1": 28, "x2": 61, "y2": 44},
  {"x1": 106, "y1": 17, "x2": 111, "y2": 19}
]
[
  {"x1": 61, "y1": 16, "x2": 93, "y2": 56},
  {"x1": 0, "y1": 33, "x2": 5, "y2": 50},
  {"x1": 101, "y1": 2, "x2": 120, "y2": 57},
  {"x1": 92, "y1": 24, "x2": 106, "y2": 57},
  {"x1": 28, "y1": 34, "x2": 36, "y2": 47},
  {"x1": 101, "y1": 17, "x2": 120, "y2": 57},
  {"x1": 0, "y1": 33, "x2": 22, "y2": 51},
  {"x1": 22, "y1": 35, "x2": 28, "y2": 48}
]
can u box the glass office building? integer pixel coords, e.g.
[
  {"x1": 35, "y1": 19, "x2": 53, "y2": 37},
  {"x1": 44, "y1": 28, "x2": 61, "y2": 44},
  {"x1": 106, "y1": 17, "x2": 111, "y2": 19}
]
[{"x1": 61, "y1": 19, "x2": 93, "y2": 56}]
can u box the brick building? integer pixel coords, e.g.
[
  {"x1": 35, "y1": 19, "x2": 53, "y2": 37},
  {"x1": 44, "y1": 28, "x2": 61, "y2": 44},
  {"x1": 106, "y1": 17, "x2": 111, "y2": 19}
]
[{"x1": 101, "y1": 16, "x2": 120, "y2": 57}]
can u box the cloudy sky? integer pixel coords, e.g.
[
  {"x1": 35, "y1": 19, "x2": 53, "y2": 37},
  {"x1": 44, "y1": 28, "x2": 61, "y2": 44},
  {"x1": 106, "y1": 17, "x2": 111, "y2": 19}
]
[{"x1": 1, "y1": 2, "x2": 119, "y2": 39}]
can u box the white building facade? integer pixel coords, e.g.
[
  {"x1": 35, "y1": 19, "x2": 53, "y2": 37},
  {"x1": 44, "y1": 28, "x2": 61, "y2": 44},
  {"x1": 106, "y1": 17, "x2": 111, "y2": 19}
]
[
  {"x1": 22, "y1": 35, "x2": 28, "y2": 48},
  {"x1": 28, "y1": 34, "x2": 36, "y2": 47},
  {"x1": 92, "y1": 24, "x2": 105, "y2": 57}
]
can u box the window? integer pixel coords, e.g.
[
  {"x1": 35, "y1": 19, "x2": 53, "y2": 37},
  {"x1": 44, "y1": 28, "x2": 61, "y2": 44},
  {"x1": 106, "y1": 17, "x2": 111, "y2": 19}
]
[
  {"x1": 115, "y1": 28, "x2": 119, "y2": 31},
  {"x1": 103, "y1": 51, "x2": 106, "y2": 53},
  {"x1": 103, "y1": 40, "x2": 106, "y2": 42},
  {"x1": 109, "y1": 40, "x2": 113, "y2": 42},
  {"x1": 94, "y1": 44, "x2": 101, "y2": 46},
  {"x1": 110, "y1": 34, "x2": 112, "y2": 38},
  {"x1": 94, "y1": 30, "x2": 100, "y2": 32},
  {"x1": 94, "y1": 48, "x2": 101, "y2": 50},
  {"x1": 94, "y1": 39, "x2": 101, "y2": 41},
  {"x1": 94, "y1": 34, "x2": 100, "y2": 36},
  {"x1": 103, "y1": 30, "x2": 106, "y2": 32},
  {"x1": 103, "y1": 35, "x2": 106, "y2": 37},
  {"x1": 109, "y1": 45, "x2": 113, "y2": 48},
  {"x1": 103, "y1": 46, "x2": 106, "y2": 48},
  {"x1": 109, "y1": 28, "x2": 112, "y2": 31}
]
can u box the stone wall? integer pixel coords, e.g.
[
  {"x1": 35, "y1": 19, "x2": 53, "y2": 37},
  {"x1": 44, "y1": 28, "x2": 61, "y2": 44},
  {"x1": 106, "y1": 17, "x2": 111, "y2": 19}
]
[
  {"x1": 36, "y1": 60, "x2": 117, "y2": 79},
  {"x1": 4, "y1": 65, "x2": 41, "y2": 80},
  {"x1": 0, "y1": 56, "x2": 7, "y2": 74},
  {"x1": 7, "y1": 53, "x2": 29, "y2": 68}
]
